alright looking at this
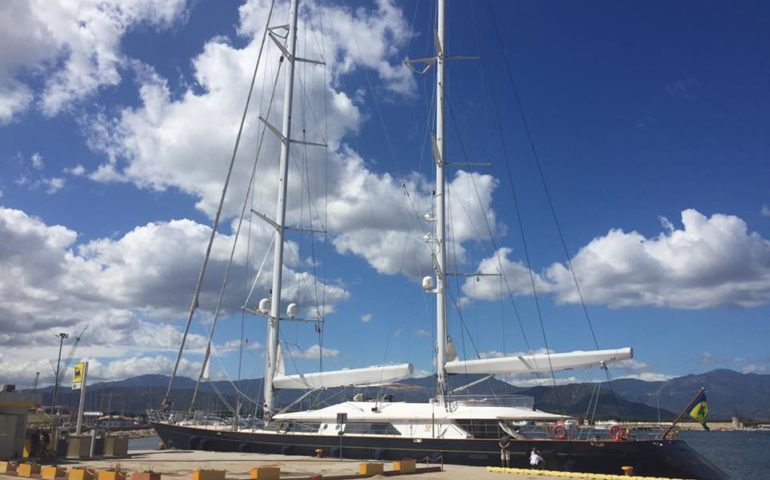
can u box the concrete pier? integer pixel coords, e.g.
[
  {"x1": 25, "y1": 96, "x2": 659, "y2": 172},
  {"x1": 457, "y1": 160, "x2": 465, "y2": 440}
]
[{"x1": 0, "y1": 450, "x2": 575, "y2": 480}]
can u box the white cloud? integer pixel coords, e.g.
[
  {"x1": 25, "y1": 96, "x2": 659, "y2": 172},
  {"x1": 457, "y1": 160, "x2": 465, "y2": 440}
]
[
  {"x1": 31, "y1": 152, "x2": 44, "y2": 170},
  {"x1": 700, "y1": 352, "x2": 715, "y2": 364},
  {"x1": 65, "y1": 164, "x2": 86, "y2": 176},
  {"x1": 361, "y1": 313, "x2": 372, "y2": 323},
  {"x1": 761, "y1": 205, "x2": 770, "y2": 218},
  {"x1": 85, "y1": 355, "x2": 202, "y2": 382},
  {"x1": 465, "y1": 209, "x2": 770, "y2": 309},
  {"x1": 501, "y1": 374, "x2": 580, "y2": 388},
  {"x1": 42, "y1": 177, "x2": 65, "y2": 194},
  {"x1": 0, "y1": 207, "x2": 348, "y2": 383},
  {"x1": 461, "y1": 247, "x2": 548, "y2": 301},
  {"x1": 619, "y1": 372, "x2": 673, "y2": 382},
  {"x1": 741, "y1": 363, "x2": 770, "y2": 374},
  {"x1": 81, "y1": 0, "x2": 499, "y2": 283},
  {"x1": 415, "y1": 329, "x2": 430, "y2": 337},
  {"x1": 286, "y1": 344, "x2": 339, "y2": 360},
  {"x1": 0, "y1": 0, "x2": 187, "y2": 122}
]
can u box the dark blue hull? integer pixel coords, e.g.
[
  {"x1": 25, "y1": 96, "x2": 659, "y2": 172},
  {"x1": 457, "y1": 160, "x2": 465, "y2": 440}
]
[{"x1": 151, "y1": 422, "x2": 728, "y2": 479}]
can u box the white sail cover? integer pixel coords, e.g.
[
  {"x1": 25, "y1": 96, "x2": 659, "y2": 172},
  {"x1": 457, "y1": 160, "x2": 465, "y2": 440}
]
[
  {"x1": 445, "y1": 347, "x2": 632, "y2": 375},
  {"x1": 273, "y1": 363, "x2": 414, "y2": 390}
]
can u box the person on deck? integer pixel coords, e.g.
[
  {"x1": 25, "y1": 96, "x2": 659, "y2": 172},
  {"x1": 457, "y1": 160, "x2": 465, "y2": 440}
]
[
  {"x1": 498, "y1": 436, "x2": 511, "y2": 467},
  {"x1": 529, "y1": 447, "x2": 545, "y2": 469}
]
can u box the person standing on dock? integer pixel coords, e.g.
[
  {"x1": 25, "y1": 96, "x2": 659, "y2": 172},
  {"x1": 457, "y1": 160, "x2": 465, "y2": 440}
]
[
  {"x1": 499, "y1": 436, "x2": 511, "y2": 467},
  {"x1": 529, "y1": 447, "x2": 545, "y2": 469}
]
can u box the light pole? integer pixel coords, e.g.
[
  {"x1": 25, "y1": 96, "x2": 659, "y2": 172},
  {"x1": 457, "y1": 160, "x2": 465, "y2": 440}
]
[{"x1": 51, "y1": 332, "x2": 69, "y2": 414}]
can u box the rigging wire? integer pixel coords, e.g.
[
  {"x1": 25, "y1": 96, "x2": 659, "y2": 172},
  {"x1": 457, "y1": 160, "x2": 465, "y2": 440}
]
[
  {"x1": 165, "y1": 0, "x2": 278, "y2": 409},
  {"x1": 443, "y1": 82, "x2": 544, "y2": 390},
  {"x1": 443, "y1": 84, "x2": 534, "y2": 355},
  {"x1": 485, "y1": 0, "x2": 601, "y2": 351},
  {"x1": 190, "y1": 21, "x2": 286, "y2": 410}
]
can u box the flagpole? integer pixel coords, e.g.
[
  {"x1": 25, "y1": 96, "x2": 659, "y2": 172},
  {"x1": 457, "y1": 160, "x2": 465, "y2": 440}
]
[
  {"x1": 660, "y1": 386, "x2": 705, "y2": 440},
  {"x1": 75, "y1": 362, "x2": 88, "y2": 435}
]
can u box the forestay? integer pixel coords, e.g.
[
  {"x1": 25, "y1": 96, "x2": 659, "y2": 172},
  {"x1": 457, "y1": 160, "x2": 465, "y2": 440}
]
[{"x1": 445, "y1": 348, "x2": 632, "y2": 375}]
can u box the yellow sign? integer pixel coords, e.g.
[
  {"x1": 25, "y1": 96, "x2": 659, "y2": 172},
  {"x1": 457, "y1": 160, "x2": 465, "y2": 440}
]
[{"x1": 72, "y1": 362, "x2": 85, "y2": 387}]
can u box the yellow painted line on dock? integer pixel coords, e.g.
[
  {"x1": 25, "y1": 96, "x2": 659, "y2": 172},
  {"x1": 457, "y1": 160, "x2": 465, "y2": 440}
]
[{"x1": 485, "y1": 466, "x2": 692, "y2": 480}]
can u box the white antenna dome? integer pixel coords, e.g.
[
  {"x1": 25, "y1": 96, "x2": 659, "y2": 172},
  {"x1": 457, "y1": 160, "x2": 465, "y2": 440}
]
[
  {"x1": 258, "y1": 298, "x2": 270, "y2": 314},
  {"x1": 287, "y1": 303, "x2": 298, "y2": 318},
  {"x1": 422, "y1": 276, "x2": 435, "y2": 291}
]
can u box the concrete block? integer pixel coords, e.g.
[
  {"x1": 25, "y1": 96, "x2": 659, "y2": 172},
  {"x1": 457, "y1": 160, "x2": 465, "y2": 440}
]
[
  {"x1": 132, "y1": 472, "x2": 161, "y2": 480},
  {"x1": 69, "y1": 468, "x2": 95, "y2": 480},
  {"x1": 66, "y1": 436, "x2": 92, "y2": 459},
  {"x1": 104, "y1": 436, "x2": 129, "y2": 457},
  {"x1": 357, "y1": 463, "x2": 383, "y2": 476},
  {"x1": 42, "y1": 466, "x2": 67, "y2": 479},
  {"x1": 249, "y1": 467, "x2": 279, "y2": 480},
  {"x1": 392, "y1": 459, "x2": 415, "y2": 473},
  {"x1": 192, "y1": 470, "x2": 226, "y2": 480},
  {"x1": 18, "y1": 463, "x2": 41, "y2": 477},
  {"x1": 98, "y1": 471, "x2": 127, "y2": 480},
  {"x1": 0, "y1": 461, "x2": 17, "y2": 474}
]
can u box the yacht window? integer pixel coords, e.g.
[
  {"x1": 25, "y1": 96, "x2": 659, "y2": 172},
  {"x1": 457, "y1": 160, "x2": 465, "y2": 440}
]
[
  {"x1": 343, "y1": 422, "x2": 400, "y2": 436},
  {"x1": 455, "y1": 419, "x2": 504, "y2": 439}
]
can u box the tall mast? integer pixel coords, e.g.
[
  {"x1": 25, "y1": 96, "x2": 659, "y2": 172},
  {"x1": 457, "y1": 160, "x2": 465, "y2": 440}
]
[
  {"x1": 264, "y1": 0, "x2": 300, "y2": 421},
  {"x1": 434, "y1": 0, "x2": 448, "y2": 403}
]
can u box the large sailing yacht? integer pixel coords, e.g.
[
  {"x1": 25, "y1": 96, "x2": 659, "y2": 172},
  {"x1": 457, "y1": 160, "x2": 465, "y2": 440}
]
[{"x1": 151, "y1": 0, "x2": 727, "y2": 478}]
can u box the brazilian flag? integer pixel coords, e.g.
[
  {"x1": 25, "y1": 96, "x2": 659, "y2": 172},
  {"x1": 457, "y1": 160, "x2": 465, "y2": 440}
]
[{"x1": 688, "y1": 390, "x2": 710, "y2": 431}]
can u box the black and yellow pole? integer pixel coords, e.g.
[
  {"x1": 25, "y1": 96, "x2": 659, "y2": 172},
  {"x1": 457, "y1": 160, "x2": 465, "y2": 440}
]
[{"x1": 660, "y1": 387, "x2": 705, "y2": 440}]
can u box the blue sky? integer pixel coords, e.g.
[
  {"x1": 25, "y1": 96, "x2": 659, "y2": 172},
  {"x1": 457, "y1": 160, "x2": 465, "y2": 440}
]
[{"x1": 1, "y1": 0, "x2": 769, "y2": 391}]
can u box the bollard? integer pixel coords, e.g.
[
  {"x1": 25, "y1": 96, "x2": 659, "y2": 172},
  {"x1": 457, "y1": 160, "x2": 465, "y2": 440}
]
[
  {"x1": 18, "y1": 463, "x2": 42, "y2": 477},
  {"x1": 132, "y1": 472, "x2": 162, "y2": 480},
  {"x1": 97, "y1": 470, "x2": 127, "y2": 480},
  {"x1": 358, "y1": 463, "x2": 384, "y2": 476},
  {"x1": 0, "y1": 461, "x2": 18, "y2": 474},
  {"x1": 42, "y1": 466, "x2": 67, "y2": 480},
  {"x1": 392, "y1": 460, "x2": 416, "y2": 473},
  {"x1": 192, "y1": 470, "x2": 226, "y2": 480},
  {"x1": 69, "y1": 468, "x2": 95, "y2": 480},
  {"x1": 249, "y1": 467, "x2": 279, "y2": 480}
]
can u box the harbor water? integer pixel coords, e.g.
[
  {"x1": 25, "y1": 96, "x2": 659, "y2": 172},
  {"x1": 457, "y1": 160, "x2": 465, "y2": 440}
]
[
  {"x1": 130, "y1": 431, "x2": 770, "y2": 479},
  {"x1": 679, "y1": 430, "x2": 770, "y2": 480}
]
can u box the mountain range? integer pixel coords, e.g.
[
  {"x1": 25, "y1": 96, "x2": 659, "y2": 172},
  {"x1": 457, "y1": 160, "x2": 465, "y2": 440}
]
[{"x1": 26, "y1": 368, "x2": 770, "y2": 422}]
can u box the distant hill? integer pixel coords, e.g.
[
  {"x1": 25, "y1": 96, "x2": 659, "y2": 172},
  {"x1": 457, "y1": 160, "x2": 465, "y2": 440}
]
[
  {"x1": 610, "y1": 369, "x2": 770, "y2": 421},
  {"x1": 26, "y1": 369, "x2": 770, "y2": 421}
]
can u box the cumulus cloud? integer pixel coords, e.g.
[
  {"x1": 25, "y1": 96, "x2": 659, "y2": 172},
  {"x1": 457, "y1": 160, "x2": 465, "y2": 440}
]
[
  {"x1": 465, "y1": 209, "x2": 770, "y2": 309},
  {"x1": 0, "y1": 0, "x2": 187, "y2": 122},
  {"x1": 82, "y1": 0, "x2": 498, "y2": 281},
  {"x1": 286, "y1": 344, "x2": 339, "y2": 360},
  {"x1": 0, "y1": 207, "x2": 348, "y2": 383},
  {"x1": 761, "y1": 205, "x2": 770, "y2": 218},
  {"x1": 361, "y1": 313, "x2": 372, "y2": 323}
]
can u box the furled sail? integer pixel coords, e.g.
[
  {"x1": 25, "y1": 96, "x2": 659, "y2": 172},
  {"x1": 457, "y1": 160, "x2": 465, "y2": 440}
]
[
  {"x1": 273, "y1": 363, "x2": 414, "y2": 389},
  {"x1": 445, "y1": 347, "x2": 632, "y2": 375}
]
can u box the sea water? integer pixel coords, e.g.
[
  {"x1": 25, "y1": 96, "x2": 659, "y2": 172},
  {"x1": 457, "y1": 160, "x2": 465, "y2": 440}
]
[
  {"x1": 128, "y1": 435, "x2": 162, "y2": 451},
  {"x1": 680, "y1": 430, "x2": 770, "y2": 480},
  {"x1": 130, "y1": 431, "x2": 769, "y2": 479}
]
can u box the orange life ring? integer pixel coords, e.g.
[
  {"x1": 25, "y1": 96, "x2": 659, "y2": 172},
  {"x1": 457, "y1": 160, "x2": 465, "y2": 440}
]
[
  {"x1": 550, "y1": 423, "x2": 567, "y2": 440},
  {"x1": 608, "y1": 424, "x2": 627, "y2": 441}
]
